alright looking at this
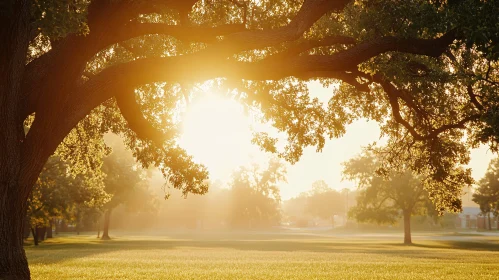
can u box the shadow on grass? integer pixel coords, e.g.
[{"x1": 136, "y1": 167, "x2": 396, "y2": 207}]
[
  {"x1": 410, "y1": 240, "x2": 499, "y2": 251},
  {"x1": 25, "y1": 232, "x2": 499, "y2": 266}
]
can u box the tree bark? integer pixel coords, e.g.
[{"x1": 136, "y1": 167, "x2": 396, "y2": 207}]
[
  {"x1": 403, "y1": 210, "x2": 412, "y2": 245},
  {"x1": 101, "y1": 209, "x2": 112, "y2": 240},
  {"x1": 0, "y1": 198, "x2": 31, "y2": 279},
  {"x1": 23, "y1": 217, "x2": 31, "y2": 239},
  {"x1": 0, "y1": 1, "x2": 33, "y2": 278}
]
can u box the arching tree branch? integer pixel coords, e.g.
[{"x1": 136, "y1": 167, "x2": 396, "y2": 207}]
[
  {"x1": 60, "y1": 29, "x2": 457, "y2": 146},
  {"x1": 21, "y1": 0, "x2": 348, "y2": 119},
  {"x1": 115, "y1": 91, "x2": 175, "y2": 146}
]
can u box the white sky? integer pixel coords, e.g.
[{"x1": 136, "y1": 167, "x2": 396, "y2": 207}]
[{"x1": 178, "y1": 81, "x2": 496, "y2": 201}]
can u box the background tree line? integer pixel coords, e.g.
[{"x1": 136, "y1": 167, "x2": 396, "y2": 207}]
[{"x1": 25, "y1": 136, "x2": 157, "y2": 244}]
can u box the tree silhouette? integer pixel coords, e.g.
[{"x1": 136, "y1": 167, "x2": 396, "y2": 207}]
[{"x1": 343, "y1": 149, "x2": 450, "y2": 244}]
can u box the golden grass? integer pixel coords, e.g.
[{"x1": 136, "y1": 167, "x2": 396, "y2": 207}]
[{"x1": 26, "y1": 231, "x2": 499, "y2": 279}]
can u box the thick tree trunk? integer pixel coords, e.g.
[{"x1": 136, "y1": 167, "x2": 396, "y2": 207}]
[
  {"x1": 23, "y1": 217, "x2": 31, "y2": 239},
  {"x1": 0, "y1": 197, "x2": 31, "y2": 279},
  {"x1": 46, "y1": 219, "x2": 53, "y2": 238},
  {"x1": 0, "y1": 1, "x2": 33, "y2": 278},
  {"x1": 101, "y1": 209, "x2": 112, "y2": 240},
  {"x1": 403, "y1": 210, "x2": 412, "y2": 245}
]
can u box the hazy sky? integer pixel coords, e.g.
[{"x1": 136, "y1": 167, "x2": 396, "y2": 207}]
[{"x1": 178, "y1": 81, "x2": 496, "y2": 201}]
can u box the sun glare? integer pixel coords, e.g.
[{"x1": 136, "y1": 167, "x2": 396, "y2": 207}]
[{"x1": 179, "y1": 93, "x2": 258, "y2": 182}]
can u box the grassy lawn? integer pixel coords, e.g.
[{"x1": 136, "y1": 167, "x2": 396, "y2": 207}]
[{"x1": 26, "y1": 231, "x2": 499, "y2": 279}]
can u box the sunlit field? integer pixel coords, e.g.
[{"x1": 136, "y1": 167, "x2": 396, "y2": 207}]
[{"x1": 27, "y1": 231, "x2": 499, "y2": 280}]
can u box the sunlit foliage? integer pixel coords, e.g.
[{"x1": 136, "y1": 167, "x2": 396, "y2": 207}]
[
  {"x1": 27, "y1": 156, "x2": 109, "y2": 243},
  {"x1": 19, "y1": 0, "x2": 499, "y2": 217}
]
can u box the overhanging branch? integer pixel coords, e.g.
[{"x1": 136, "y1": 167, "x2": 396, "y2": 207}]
[
  {"x1": 22, "y1": 0, "x2": 346, "y2": 119},
  {"x1": 115, "y1": 90, "x2": 174, "y2": 146},
  {"x1": 378, "y1": 76, "x2": 480, "y2": 140},
  {"x1": 99, "y1": 23, "x2": 247, "y2": 49},
  {"x1": 268, "y1": 35, "x2": 356, "y2": 60}
]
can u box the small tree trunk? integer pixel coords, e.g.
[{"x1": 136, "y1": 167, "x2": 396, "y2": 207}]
[
  {"x1": 61, "y1": 219, "x2": 68, "y2": 232},
  {"x1": 30, "y1": 227, "x2": 38, "y2": 246},
  {"x1": 487, "y1": 212, "x2": 492, "y2": 230},
  {"x1": 75, "y1": 209, "x2": 80, "y2": 235},
  {"x1": 403, "y1": 210, "x2": 412, "y2": 245},
  {"x1": 97, "y1": 219, "x2": 101, "y2": 238},
  {"x1": 101, "y1": 208, "x2": 112, "y2": 240},
  {"x1": 36, "y1": 226, "x2": 46, "y2": 241},
  {"x1": 55, "y1": 218, "x2": 59, "y2": 235},
  {"x1": 46, "y1": 219, "x2": 53, "y2": 238}
]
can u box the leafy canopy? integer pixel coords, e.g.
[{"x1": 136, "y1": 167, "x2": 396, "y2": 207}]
[
  {"x1": 22, "y1": 0, "x2": 499, "y2": 212},
  {"x1": 343, "y1": 146, "x2": 450, "y2": 223}
]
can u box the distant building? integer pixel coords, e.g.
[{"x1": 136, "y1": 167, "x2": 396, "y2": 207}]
[
  {"x1": 455, "y1": 207, "x2": 481, "y2": 229},
  {"x1": 455, "y1": 207, "x2": 498, "y2": 230}
]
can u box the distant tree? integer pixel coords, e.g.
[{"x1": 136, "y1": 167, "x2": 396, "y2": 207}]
[
  {"x1": 343, "y1": 150, "x2": 432, "y2": 244},
  {"x1": 154, "y1": 180, "x2": 230, "y2": 229},
  {"x1": 309, "y1": 180, "x2": 330, "y2": 194},
  {"x1": 100, "y1": 144, "x2": 145, "y2": 240},
  {"x1": 229, "y1": 159, "x2": 286, "y2": 229},
  {"x1": 305, "y1": 180, "x2": 345, "y2": 226},
  {"x1": 473, "y1": 158, "x2": 499, "y2": 230},
  {"x1": 70, "y1": 172, "x2": 110, "y2": 235},
  {"x1": 282, "y1": 193, "x2": 309, "y2": 227}
]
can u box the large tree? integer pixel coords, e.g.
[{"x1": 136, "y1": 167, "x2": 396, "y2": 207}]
[
  {"x1": 1, "y1": 0, "x2": 499, "y2": 277},
  {"x1": 100, "y1": 141, "x2": 145, "y2": 240},
  {"x1": 343, "y1": 149, "x2": 434, "y2": 244}
]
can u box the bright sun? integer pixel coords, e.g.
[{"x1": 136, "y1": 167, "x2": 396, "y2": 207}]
[{"x1": 179, "y1": 93, "x2": 258, "y2": 182}]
